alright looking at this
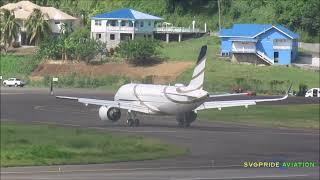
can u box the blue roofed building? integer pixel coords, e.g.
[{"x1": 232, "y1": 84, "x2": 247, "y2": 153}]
[
  {"x1": 91, "y1": 8, "x2": 162, "y2": 49},
  {"x1": 219, "y1": 24, "x2": 299, "y2": 65}
]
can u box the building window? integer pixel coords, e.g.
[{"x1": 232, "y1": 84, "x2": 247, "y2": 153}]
[
  {"x1": 55, "y1": 21, "x2": 60, "y2": 24},
  {"x1": 95, "y1": 20, "x2": 101, "y2": 26},
  {"x1": 140, "y1": 21, "x2": 144, "y2": 27},
  {"x1": 110, "y1": 34, "x2": 115, "y2": 40},
  {"x1": 121, "y1": 21, "x2": 126, "y2": 26},
  {"x1": 148, "y1": 21, "x2": 151, "y2": 26},
  {"x1": 110, "y1": 20, "x2": 116, "y2": 26},
  {"x1": 96, "y1": 33, "x2": 101, "y2": 39},
  {"x1": 274, "y1": 39, "x2": 287, "y2": 43}
]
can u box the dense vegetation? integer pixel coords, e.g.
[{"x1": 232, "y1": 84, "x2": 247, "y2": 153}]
[
  {"x1": 1, "y1": 7, "x2": 50, "y2": 52},
  {"x1": 1, "y1": 121, "x2": 185, "y2": 167},
  {"x1": 1, "y1": 0, "x2": 318, "y2": 42},
  {"x1": 38, "y1": 28, "x2": 105, "y2": 62},
  {"x1": 118, "y1": 38, "x2": 163, "y2": 65}
]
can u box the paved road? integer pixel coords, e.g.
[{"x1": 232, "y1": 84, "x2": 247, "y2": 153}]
[{"x1": 1, "y1": 88, "x2": 319, "y2": 180}]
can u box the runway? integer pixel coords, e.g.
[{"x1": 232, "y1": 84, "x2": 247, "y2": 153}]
[{"x1": 1, "y1": 87, "x2": 319, "y2": 180}]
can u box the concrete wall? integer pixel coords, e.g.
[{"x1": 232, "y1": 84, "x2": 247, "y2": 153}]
[
  {"x1": 278, "y1": 50, "x2": 291, "y2": 65},
  {"x1": 105, "y1": 32, "x2": 121, "y2": 49},
  {"x1": 298, "y1": 42, "x2": 320, "y2": 53},
  {"x1": 231, "y1": 53, "x2": 269, "y2": 65},
  {"x1": 221, "y1": 37, "x2": 232, "y2": 53},
  {"x1": 134, "y1": 20, "x2": 155, "y2": 32},
  {"x1": 292, "y1": 40, "x2": 299, "y2": 61},
  {"x1": 48, "y1": 20, "x2": 75, "y2": 34}
]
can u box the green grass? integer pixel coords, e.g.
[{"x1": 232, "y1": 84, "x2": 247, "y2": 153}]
[
  {"x1": 170, "y1": 36, "x2": 319, "y2": 94},
  {"x1": 29, "y1": 73, "x2": 132, "y2": 92},
  {"x1": 160, "y1": 35, "x2": 219, "y2": 61},
  {"x1": 177, "y1": 59, "x2": 319, "y2": 94},
  {"x1": 0, "y1": 55, "x2": 41, "y2": 79},
  {"x1": 199, "y1": 104, "x2": 320, "y2": 129},
  {"x1": 0, "y1": 121, "x2": 186, "y2": 167}
]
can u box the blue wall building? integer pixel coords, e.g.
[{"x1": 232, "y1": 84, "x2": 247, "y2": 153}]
[{"x1": 219, "y1": 24, "x2": 299, "y2": 65}]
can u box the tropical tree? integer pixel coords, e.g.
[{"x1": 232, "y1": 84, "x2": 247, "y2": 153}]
[
  {"x1": 25, "y1": 8, "x2": 50, "y2": 45},
  {"x1": 0, "y1": 9, "x2": 20, "y2": 53}
]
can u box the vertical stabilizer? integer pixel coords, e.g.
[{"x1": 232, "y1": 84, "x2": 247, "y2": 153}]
[{"x1": 177, "y1": 45, "x2": 207, "y2": 93}]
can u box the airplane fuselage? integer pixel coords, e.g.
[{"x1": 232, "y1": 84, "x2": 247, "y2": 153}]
[{"x1": 114, "y1": 83, "x2": 209, "y2": 115}]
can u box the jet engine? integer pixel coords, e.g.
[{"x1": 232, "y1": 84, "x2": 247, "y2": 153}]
[{"x1": 98, "y1": 106, "x2": 121, "y2": 122}]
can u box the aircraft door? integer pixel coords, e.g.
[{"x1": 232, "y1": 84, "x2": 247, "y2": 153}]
[{"x1": 313, "y1": 89, "x2": 318, "y2": 97}]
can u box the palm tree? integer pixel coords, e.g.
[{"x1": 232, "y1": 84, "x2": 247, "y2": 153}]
[
  {"x1": 0, "y1": 9, "x2": 19, "y2": 53},
  {"x1": 25, "y1": 8, "x2": 50, "y2": 45}
]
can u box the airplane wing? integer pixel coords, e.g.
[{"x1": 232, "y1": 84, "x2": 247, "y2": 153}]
[
  {"x1": 196, "y1": 94, "x2": 287, "y2": 111},
  {"x1": 56, "y1": 96, "x2": 152, "y2": 114},
  {"x1": 209, "y1": 92, "x2": 249, "y2": 98},
  {"x1": 196, "y1": 84, "x2": 291, "y2": 111}
]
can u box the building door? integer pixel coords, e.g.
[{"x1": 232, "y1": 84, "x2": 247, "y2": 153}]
[
  {"x1": 274, "y1": 52, "x2": 279, "y2": 63},
  {"x1": 21, "y1": 32, "x2": 27, "y2": 45}
]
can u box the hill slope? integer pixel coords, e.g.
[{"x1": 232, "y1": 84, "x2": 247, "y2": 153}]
[
  {"x1": 0, "y1": 0, "x2": 320, "y2": 42},
  {"x1": 2, "y1": 0, "x2": 318, "y2": 42}
]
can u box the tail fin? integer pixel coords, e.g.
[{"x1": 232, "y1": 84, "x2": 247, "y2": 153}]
[{"x1": 177, "y1": 45, "x2": 207, "y2": 93}]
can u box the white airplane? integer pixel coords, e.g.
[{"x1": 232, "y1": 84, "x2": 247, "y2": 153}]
[{"x1": 57, "y1": 45, "x2": 290, "y2": 127}]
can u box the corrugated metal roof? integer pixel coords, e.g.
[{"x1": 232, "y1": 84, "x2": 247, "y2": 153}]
[
  {"x1": 92, "y1": 8, "x2": 162, "y2": 20},
  {"x1": 274, "y1": 24, "x2": 299, "y2": 39},
  {"x1": 229, "y1": 38, "x2": 258, "y2": 42},
  {"x1": 219, "y1": 24, "x2": 298, "y2": 39},
  {"x1": 219, "y1": 24, "x2": 272, "y2": 37},
  {"x1": 0, "y1": 0, "x2": 76, "y2": 20}
]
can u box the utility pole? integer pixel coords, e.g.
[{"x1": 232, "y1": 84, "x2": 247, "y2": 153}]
[{"x1": 218, "y1": 0, "x2": 221, "y2": 31}]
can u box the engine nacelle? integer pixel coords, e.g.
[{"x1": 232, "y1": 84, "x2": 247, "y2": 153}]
[{"x1": 98, "y1": 106, "x2": 121, "y2": 122}]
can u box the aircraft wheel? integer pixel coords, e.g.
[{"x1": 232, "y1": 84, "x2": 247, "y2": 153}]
[
  {"x1": 178, "y1": 121, "x2": 183, "y2": 127},
  {"x1": 127, "y1": 119, "x2": 134, "y2": 127},
  {"x1": 134, "y1": 119, "x2": 140, "y2": 126},
  {"x1": 184, "y1": 122, "x2": 191, "y2": 127}
]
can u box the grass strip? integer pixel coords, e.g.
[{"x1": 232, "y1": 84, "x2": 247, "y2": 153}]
[
  {"x1": 199, "y1": 104, "x2": 320, "y2": 129},
  {"x1": 0, "y1": 121, "x2": 186, "y2": 167}
]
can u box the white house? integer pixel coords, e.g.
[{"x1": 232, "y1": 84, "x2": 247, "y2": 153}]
[
  {"x1": 0, "y1": 0, "x2": 77, "y2": 45},
  {"x1": 91, "y1": 8, "x2": 162, "y2": 49}
]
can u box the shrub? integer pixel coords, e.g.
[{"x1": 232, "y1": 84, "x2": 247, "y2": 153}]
[
  {"x1": 142, "y1": 75, "x2": 154, "y2": 84},
  {"x1": 118, "y1": 38, "x2": 162, "y2": 65},
  {"x1": 297, "y1": 84, "x2": 308, "y2": 96},
  {"x1": 37, "y1": 28, "x2": 105, "y2": 62}
]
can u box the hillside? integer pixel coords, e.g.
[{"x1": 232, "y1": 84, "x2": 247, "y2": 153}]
[
  {"x1": 2, "y1": 0, "x2": 318, "y2": 42},
  {"x1": 2, "y1": 36, "x2": 319, "y2": 94}
]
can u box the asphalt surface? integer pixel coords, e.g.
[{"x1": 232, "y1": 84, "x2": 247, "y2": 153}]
[{"x1": 1, "y1": 87, "x2": 319, "y2": 180}]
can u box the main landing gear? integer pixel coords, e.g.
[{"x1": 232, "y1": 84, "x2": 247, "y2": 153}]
[
  {"x1": 176, "y1": 111, "x2": 197, "y2": 128},
  {"x1": 126, "y1": 111, "x2": 140, "y2": 127}
]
